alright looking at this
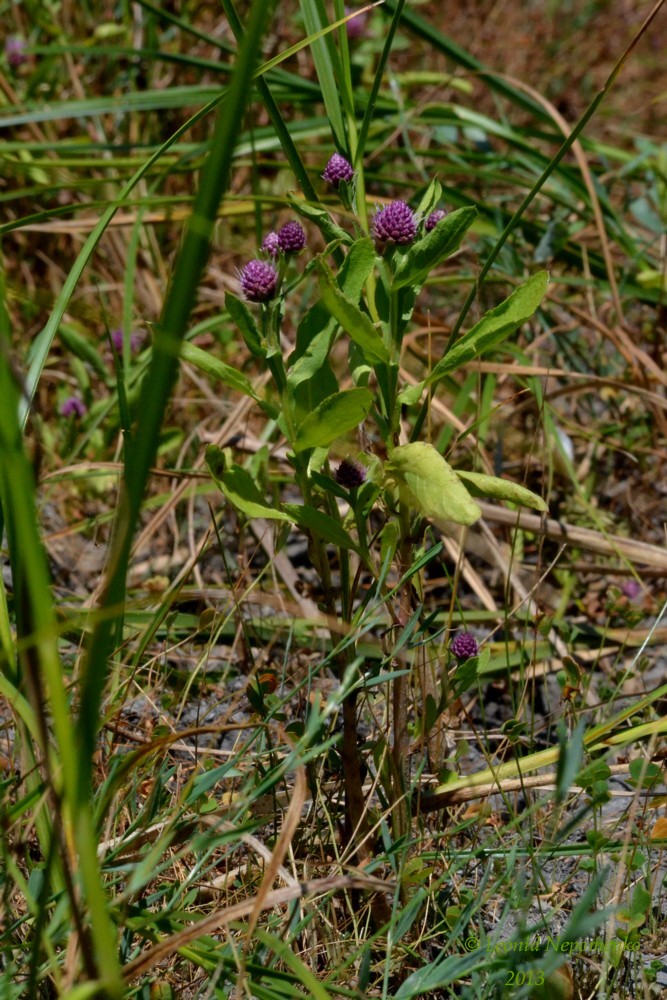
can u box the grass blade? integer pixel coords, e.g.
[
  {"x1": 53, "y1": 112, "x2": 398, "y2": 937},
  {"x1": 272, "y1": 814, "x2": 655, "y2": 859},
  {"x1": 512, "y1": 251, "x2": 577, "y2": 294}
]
[
  {"x1": 299, "y1": 0, "x2": 347, "y2": 149},
  {"x1": 77, "y1": 0, "x2": 278, "y2": 792}
]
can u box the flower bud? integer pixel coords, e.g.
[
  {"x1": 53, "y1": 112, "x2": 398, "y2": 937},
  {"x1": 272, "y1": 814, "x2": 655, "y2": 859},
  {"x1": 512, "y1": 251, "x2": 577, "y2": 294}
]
[
  {"x1": 345, "y1": 6, "x2": 368, "y2": 39},
  {"x1": 425, "y1": 208, "x2": 448, "y2": 232},
  {"x1": 372, "y1": 200, "x2": 417, "y2": 249},
  {"x1": 450, "y1": 632, "x2": 479, "y2": 660},
  {"x1": 240, "y1": 259, "x2": 279, "y2": 303},
  {"x1": 261, "y1": 231, "x2": 280, "y2": 257},
  {"x1": 277, "y1": 221, "x2": 306, "y2": 255},
  {"x1": 110, "y1": 328, "x2": 142, "y2": 354},
  {"x1": 334, "y1": 459, "x2": 367, "y2": 489},
  {"x1": 61, "y1": 396, "x2": 87, "y2": 419},
  {"x1": 5, "y1": 36, "x2": 28, "y2": 68},
  {"x1": 322, "y1": 152, "x2": 355, "y2": 188}
]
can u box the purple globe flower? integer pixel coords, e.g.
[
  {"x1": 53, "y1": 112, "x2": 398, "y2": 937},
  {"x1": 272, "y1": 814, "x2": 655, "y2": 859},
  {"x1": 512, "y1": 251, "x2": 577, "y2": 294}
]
[
  {"x1": 261, "y1": 231, "x2": 280, "y2": 257},
  {"x1": 345, "y1": 6, "x2": 368, "y2": 39},
  {"x1": 277, "y1": 221, "x2": 307, "y2": 255},
  {"x1": 60, "y1": 396, "x2": 87, "y2": 419},
  {"x1": 334, "y1": 458, "x2": 367, "y2": 489},
  {"x1": 322, "y1": 152, "x2": 355, "y2": 188},
  {"x1": 450, "y1": 632, "x2": 479, "y2": 661},
  {"x1": 425, "y1": 208, "x2": 448, "y2": 232},
  {"x1": 5, "y1": 36, "x2": 27, "y2": 68},
  {"x1": 240, "y1": 259, "x2": 279, "y2": 303},
  {"x1": 372, "y1": 201, "x2": 417, "y2": 249},
  {"x1": 110, "y1": 328, "x2": 142, "y2": 354},
  {"x1": 621, "y1": 579, "x2": 642, "y2": 602}
]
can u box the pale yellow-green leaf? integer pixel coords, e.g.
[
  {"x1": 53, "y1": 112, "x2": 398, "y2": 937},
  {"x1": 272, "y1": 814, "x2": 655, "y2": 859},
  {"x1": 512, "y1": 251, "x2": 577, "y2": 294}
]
[
  {"x1": 386, "y1": 443, "x2": 481, "y2": 527},
  {"x1": 456, "y1": 471, "x2": 548, "y2": 512}
]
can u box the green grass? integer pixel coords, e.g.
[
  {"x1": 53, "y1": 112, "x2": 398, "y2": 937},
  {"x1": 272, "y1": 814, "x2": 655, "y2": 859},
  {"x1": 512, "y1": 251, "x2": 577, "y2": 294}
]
[{"x1": 1, "y1": 1, "x2": 667, "y2": 997}]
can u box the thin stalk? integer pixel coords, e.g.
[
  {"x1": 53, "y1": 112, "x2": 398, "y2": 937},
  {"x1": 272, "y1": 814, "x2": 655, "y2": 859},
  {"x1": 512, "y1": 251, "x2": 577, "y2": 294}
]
[
  {"x1": 386, "y1": 288, "x2": 402, "y2": 442},
  {"x1": 331, "y1": 0, "x2": 379, "y2": 320},
  {"x1": 272, "y1": 387, "x2": 386, "y2": 922},
  {"x1": 390, "y1": 499, "x2": 412, "y2": 840}
]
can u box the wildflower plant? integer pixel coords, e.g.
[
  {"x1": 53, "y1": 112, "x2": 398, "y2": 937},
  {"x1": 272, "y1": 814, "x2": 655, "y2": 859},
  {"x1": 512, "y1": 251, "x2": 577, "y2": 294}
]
[
  {"x1": 207, "y1": 169, "x2": 549, "y2": 852},
  {"x1": 2, "y1": 0, "x2": 666, "y2": 991}
]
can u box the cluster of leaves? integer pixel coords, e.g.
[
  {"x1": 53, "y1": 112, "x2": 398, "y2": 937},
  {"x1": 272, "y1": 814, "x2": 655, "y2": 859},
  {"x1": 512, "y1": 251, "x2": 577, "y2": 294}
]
[{"x1": 207, "y1": 176, "x2": 549, "y2": 551}]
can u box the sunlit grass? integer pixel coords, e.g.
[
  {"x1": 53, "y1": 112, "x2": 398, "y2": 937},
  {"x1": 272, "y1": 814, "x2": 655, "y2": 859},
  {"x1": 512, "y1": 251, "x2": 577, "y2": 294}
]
[{"x1": 1, "y1": 1, "x2": 667, "y2": 997}]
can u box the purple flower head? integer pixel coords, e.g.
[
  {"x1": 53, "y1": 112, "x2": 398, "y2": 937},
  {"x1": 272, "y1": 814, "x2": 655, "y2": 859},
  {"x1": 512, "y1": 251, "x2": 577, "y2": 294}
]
[
  {"x1": 277, "y1": 221, "x2": 307, "y2": 255},
  {"x1": 372, "y1": 200, "x2": 417, "y2": 250},
  {"x1": 334, "y1": 458, "x2": 367, "y2": 489},
  {"x1": 5, "y1": 36, "x2": 27, "y2": 68},
  {"x1": 60, "y1": 396, "x2": 87, "y2": 419},
  {"x1": 322, "y1": 152, "x2": 355, "y2": 189},
  {"x1": 110, "y1": 328, "x2": 142, "y2": 354},
  {"x1": 345, "y1": 6, "x2": 368, "y2": 39},
  {"x1": 261, "y1": 231, "x2": 280, "y2": 257},
  {"x1": 621, "y1": 579, "x2": 642, "y2": 602},
  {"x1": 450, "y1": 631, "x2": 479, "y2": 661},
  {"x1": 425, "y1": 208, "x2": 448, "y2": 232},
  {"x1": 240, "y1": 259, "x2": 279, "y2": 303}
]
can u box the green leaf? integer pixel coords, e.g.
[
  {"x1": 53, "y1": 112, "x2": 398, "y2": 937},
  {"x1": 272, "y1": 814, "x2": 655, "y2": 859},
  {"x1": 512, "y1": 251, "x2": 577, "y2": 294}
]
[
  {"x1": 181, "y1": 342, "x2": 275, "y2": 415},
  {"x1": 427, "y1": 270, "x2": 549, "y2": 385},
  {"x1": 309, "y1": 469, "x2": 351, "y2": 503},
  {"x1": 316, "y1": 260, "x2": 389, "y2": 364},
  {"x1": 283, "y1": 503, "x2": 359, "y2": 552},
  {"x1": 451, "y1": 656, "x2": 480, "y2": 698},
  {"x1": 338, "y1": 236, "x2": 377, "y2": 301},
  {"x1": 205, "y1": 443, "x2": 229, "y2": 481},
  {"x1": 59, "y1": 323, "x2": 110, "y2": 380},
  {"x1": 348, "y1": 337, "x2": 372, "y2": 387},
  {"x1": 456, "y1": 470, "x2": 548, "y2": 512},
  {"x1": 291, "y1": 239, "x2": 375, "y2": 367},
  {"x1": 576, "y1": 759, "x2": 611, "y2": 791},
  {"x1": 628, "y1": 883, "x2": 652, "y2": 921},
  {"x1": 206, "y1": 445, "x2": 290, "y2": 521},
  {"x1": 288, "y1": 319, "x2": 336, "y2": 388},
  {"x1": 294, "y1": 388, "x2": 374, "y2": 452},
  {"x1": 392, "y1": 206, "x2": 477, "y2": 290},
  {"x1": 394, "y1": 951, "x2": 485, "y2": 999},
  {"x1": 397, "y1": 379, "x2": 425, "y2": 407},
  {"x1": 628, "y1": 758, "x2": 663, "y2": 789},
  {"x1": 362, "y1": 668, "x2": 411, "y2": 689},
  {"x1": 415, "y1": 176, "x2": 443, "y2": 219},
  {"x1": 288, "y1": 328, "x2": 339, "y2": 422},
  {"x1": 380, "y1": 520, "x2": 400, "y2": 571},
  {"x1": 181, "y1": 342, "x2": 254, "y2": 396},
  {"x1": 224, "y1": 291, "x2": 264, "y2": 358},
  {"x1": 292, "y1": 297, "x2": 335, "y2": 363},
  {"x1": 386, "y1": 443, "x2": 481, "y2": 527},
  {"x1": 555, "y1": 719, "x2": 586, "y2": 805},
  {"x1": 289, "y1": 298, "x2": 341, "y2": 424}
]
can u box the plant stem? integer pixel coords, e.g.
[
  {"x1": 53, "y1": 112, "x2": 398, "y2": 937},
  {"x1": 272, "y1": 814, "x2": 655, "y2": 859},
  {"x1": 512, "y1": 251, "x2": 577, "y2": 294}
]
[
  {"x1": 265, "y1": 310, "x2": 382, "y2": 899},
  {"x1": 391, "y1": 499, "x2": 412, "y2": 840}
]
